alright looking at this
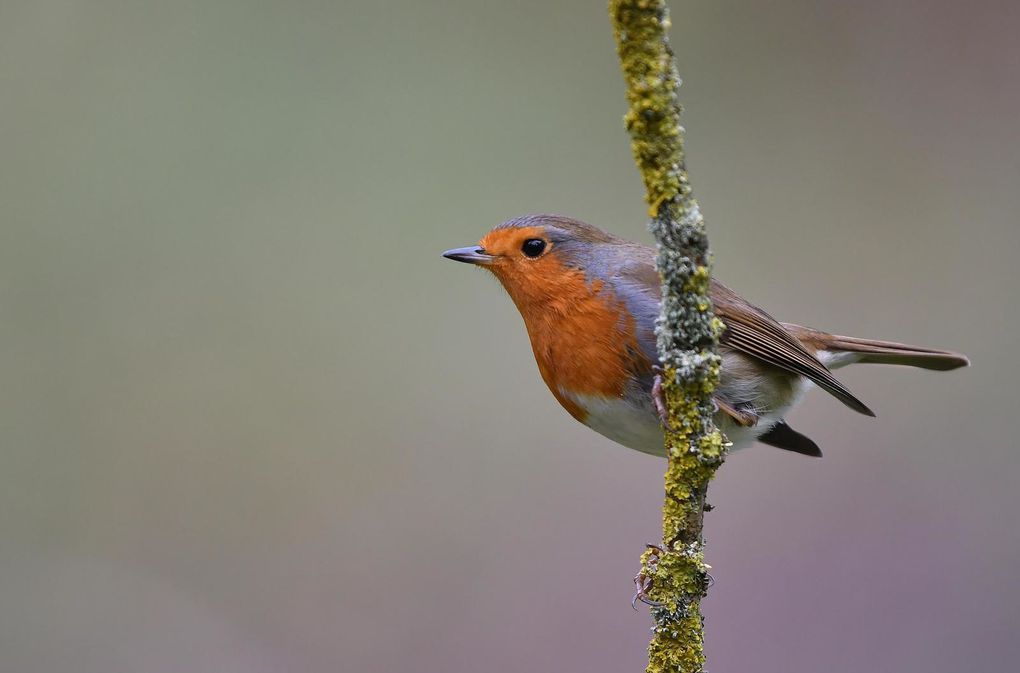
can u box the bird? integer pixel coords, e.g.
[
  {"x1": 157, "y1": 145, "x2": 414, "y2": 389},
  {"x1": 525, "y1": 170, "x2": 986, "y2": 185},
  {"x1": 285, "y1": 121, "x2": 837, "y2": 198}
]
[{"x1": 443, "y1": 214, "x2": 969, "y2": 457}]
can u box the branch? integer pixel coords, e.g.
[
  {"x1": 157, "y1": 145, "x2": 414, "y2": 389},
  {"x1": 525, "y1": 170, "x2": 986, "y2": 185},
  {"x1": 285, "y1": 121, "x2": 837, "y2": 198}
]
[{"x1": 609, "y1": 2, "x2": 726, "y2": 672}]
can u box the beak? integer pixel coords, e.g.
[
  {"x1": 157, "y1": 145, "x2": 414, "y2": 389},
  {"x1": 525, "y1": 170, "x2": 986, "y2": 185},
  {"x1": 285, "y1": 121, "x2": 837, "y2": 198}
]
[{"x1": 442, "y1": 246, "x2": 495, "y2": 265}]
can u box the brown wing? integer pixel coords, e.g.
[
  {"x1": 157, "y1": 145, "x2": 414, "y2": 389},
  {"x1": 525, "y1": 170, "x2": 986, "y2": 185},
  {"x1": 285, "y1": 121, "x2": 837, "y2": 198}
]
[
  {"x1": 609, "y1": 243, "x2": 873, "y2": 416},
  {"x1": 711, "y1": 279, "x2": 874, "y2": 416}
]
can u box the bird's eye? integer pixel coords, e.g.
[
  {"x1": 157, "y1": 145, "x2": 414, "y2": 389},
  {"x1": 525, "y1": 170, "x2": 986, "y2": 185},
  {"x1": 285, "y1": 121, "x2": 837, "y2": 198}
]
[{"x1": 521, "y1": 239, "x2": 546, "y2": 258}]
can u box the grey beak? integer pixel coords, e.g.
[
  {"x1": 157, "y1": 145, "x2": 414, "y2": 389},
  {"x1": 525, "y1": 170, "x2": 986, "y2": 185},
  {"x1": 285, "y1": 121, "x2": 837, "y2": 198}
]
[{"x1": 442, "y1": 246, "x2": 495, "y2": 265}]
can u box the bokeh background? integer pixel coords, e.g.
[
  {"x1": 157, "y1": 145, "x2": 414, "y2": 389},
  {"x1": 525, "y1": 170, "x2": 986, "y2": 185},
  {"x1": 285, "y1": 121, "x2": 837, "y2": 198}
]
[{"x1": 2, "y1": 1, "x2": 1018, "y2": 671}]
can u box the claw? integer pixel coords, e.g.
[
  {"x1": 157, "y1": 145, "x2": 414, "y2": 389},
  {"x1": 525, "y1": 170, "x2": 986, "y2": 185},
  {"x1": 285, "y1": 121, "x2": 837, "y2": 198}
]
[{"x1": 632, "y1": 575, "x2": 657, "y2": 609}]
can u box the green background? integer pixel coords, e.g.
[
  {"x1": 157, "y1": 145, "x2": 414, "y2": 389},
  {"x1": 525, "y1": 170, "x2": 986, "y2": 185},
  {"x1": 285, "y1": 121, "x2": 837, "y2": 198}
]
[{"x1": 2, "y1": 1, "x2": 1017, "y2": 671}]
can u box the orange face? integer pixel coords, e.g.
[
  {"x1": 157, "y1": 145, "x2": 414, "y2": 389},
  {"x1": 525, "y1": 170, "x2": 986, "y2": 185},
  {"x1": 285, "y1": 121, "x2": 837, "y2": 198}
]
[
  {"x1": 477, "y1": 224, "x2": 549, "y2": 262},
  {"x1": 443, "y1": 223, "x2": 583, "y2": 309},
  {"x1": 474, "y1": 225, "x2": 565, "y2": 305},
  {"x1": 443, "y1": 221, "x2": 651, "y2": 421}
]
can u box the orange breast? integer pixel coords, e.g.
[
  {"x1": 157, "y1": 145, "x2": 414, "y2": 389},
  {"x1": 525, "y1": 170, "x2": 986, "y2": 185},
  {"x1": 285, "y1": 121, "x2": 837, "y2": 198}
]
[{"x1": 495, "y1": 261, "x2": 649, "y2": 422}]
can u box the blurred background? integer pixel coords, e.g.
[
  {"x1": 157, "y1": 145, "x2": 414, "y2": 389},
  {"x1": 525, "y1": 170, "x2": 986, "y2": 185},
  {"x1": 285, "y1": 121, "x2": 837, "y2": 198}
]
[{"x1": 1, "y1": 1, "x2": 1018, "y2": 671}]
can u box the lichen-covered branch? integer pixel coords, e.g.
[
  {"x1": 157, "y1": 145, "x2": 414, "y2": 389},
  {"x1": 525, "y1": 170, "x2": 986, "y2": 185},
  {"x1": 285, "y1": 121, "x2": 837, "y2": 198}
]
[{"x1": 609, "y1": 2, "x2": 726, "y2": 672}]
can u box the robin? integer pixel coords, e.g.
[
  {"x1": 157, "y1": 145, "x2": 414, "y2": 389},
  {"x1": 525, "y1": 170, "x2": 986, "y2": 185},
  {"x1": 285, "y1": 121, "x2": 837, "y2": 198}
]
[{"x1": 443, "y1": 214, "x2": 969, "y2": 457}]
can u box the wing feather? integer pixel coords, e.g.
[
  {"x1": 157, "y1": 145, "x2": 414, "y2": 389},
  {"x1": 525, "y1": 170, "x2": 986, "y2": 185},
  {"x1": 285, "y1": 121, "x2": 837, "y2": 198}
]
[
  {"x1": 612, "y1": 245, "x2": 873, "y2": 416},
  {"x1": 712, "y1": 279, "x2": 874, "y2": 416}
]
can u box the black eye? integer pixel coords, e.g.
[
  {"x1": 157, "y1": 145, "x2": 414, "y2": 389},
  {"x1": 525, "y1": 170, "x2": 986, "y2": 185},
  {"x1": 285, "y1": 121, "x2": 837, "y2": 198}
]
[{"x1": 521, "y1": 239, "x2": 546, "y2": 258}]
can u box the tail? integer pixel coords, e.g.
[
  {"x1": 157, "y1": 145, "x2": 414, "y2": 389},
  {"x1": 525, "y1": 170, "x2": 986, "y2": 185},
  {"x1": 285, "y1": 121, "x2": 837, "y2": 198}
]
[{"x1": 822, "y1": 334, "x2": 970, "y2": 371}]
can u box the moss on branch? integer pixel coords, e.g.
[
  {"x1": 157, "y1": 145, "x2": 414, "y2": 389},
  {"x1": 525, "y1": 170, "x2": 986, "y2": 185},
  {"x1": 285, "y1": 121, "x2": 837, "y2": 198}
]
[{"x1": 609, "y1": 1, "x2": 726, "y2": 671}]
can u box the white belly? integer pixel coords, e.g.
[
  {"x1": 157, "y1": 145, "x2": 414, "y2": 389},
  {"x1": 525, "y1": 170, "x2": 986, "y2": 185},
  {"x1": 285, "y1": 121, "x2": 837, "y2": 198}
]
[
  {"x1": 564, "y1": 391, "x2": 666, "y2": 456},
  {"x1": 561, "y1": 377, "x2": 814, "y2": 457}
]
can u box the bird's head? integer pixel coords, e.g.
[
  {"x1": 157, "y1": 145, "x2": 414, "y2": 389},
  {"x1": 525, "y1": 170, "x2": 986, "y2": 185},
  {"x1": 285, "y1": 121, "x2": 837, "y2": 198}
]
[{"x1": 442, "y1": 214, "x2": 624, "y2": 308}]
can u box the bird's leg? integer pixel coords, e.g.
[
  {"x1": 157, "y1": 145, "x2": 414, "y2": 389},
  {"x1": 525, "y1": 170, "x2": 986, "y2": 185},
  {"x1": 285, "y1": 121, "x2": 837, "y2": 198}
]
[
  {"x1": 651, "y1": 366, "x2": 671, "y2": 430},
  {"x1": 713, "y1": 396, "x2": 759, "y2": 427},
  {"x1": 632, "y1": 543, "x2": 665, "y2": 609}
]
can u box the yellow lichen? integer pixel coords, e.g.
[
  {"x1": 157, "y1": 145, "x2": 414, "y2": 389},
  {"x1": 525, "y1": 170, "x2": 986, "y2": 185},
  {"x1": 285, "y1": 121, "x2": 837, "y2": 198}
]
[{"x1": 609, "y1": 1, "x2": 725, "y2": 672}]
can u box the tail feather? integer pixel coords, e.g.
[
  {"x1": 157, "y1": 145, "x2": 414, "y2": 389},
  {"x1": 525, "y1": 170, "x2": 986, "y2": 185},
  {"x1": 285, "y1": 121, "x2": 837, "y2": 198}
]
[{"x1": 824, "y1": 334, "x2": 970, "y2": 371}]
